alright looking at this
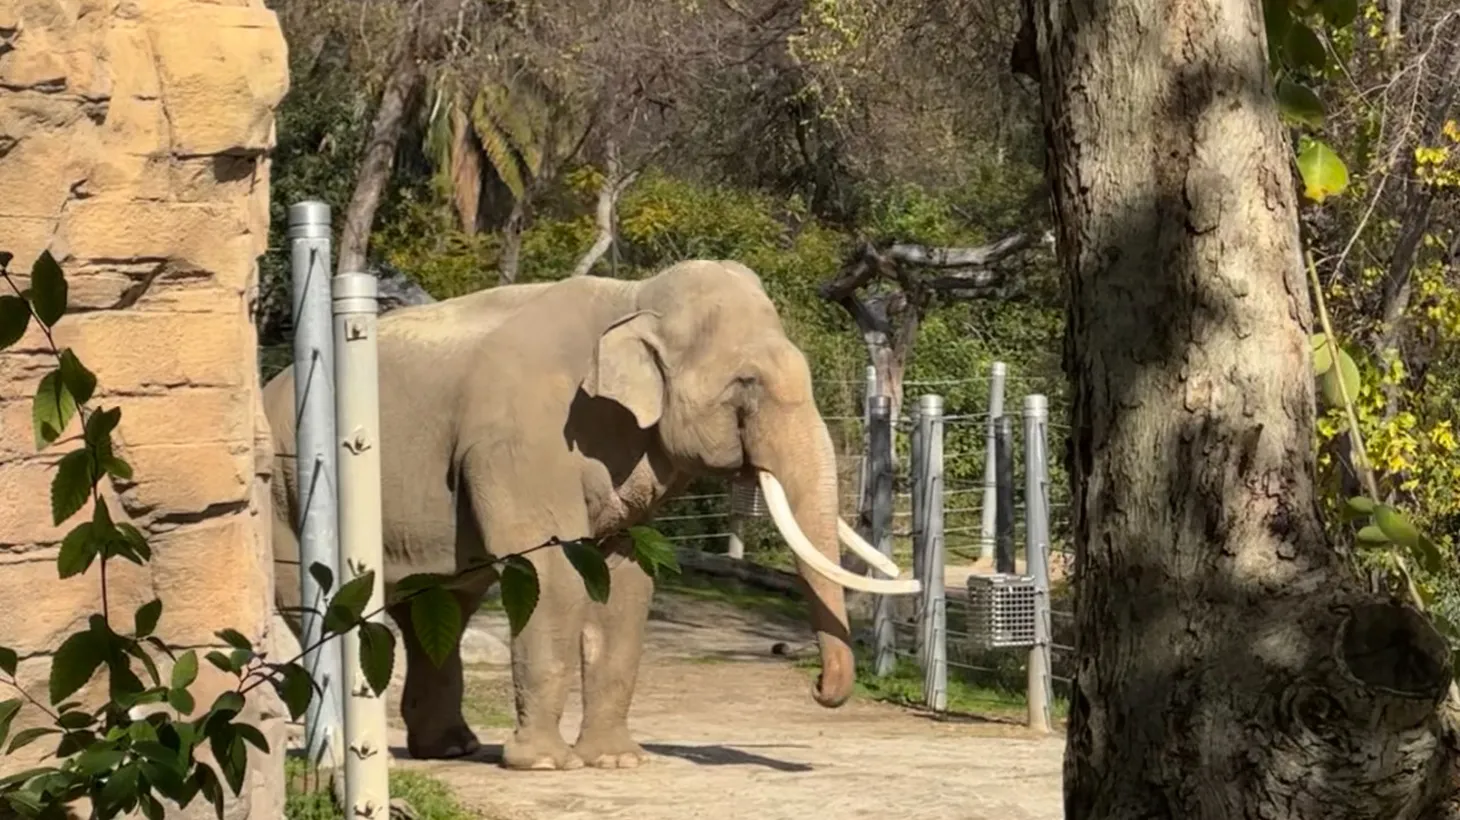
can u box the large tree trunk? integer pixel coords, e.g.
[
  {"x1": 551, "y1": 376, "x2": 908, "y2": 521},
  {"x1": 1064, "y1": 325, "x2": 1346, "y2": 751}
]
[
  {"x1": 1020, "y1": 0, "x2": 1460, "y2": 817},
  {"x1": 335, "y1": 19, "x2": 428, "y2": 278}
]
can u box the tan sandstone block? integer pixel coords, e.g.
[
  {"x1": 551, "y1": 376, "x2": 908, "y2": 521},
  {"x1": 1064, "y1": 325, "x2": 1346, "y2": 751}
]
[
  {"x1": 0, "y1": 398, "x2": 84, "y2": 464},
  {"x1": 47, "y1": 310, "x2": 250, "y2": 391},
  {"x1": 118, "y1": 443, "x2": 252, "y2": 515},
  {"x1": 147, "y1": 6, "x2": 288, "y2": 156},
  {"x1": 0, "y1": 550, "x2": 153, "y2": 655},
  {"x1": 0, "y1": 115, "x2": 97, "y2": 219},
  {"x1": 110, "y1": 387, "x2": 252, "y2": 447},
  {"x1": 56, "y1": 199, "x2": 257, "y2": 290},
  {"x1": 148, "y1": 517, "x2": 266, "y2": 645},
  {"x1": 101, "y1": 22, "x2": 161, "y2": 99}
]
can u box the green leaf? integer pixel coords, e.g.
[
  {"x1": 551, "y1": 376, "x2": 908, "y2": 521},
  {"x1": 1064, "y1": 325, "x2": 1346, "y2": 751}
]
[
  {"x1": 1263, "y1": 0, "x2": 1293, "y2": 56},
  {"x1": 1318, "y1": 344, "x2": 1361, "y2": 407},
  {"x1": 209, "y1": 690, "x2": 244, "y2": 718},
  {"x1": 1344, "y1": 496, "x2": 1375, "y2": 516},
  {"x1": 307, "y1": 562, "x2": 334, "y2": 595},
  {"x1": 1297, "y1": 137, "x2": 1350, "y2": 203},
  {"x1": 275, "y1": 663, "x2": 313, "y2": 721},
  {"x1": 168, "y1": 686, "x2": 195, "y2": 715},
  {"x1": 104, "y1": 456, "x2": 133, "y2": 481},
  {"x1": 98, "y1": 760, "x2": 140, "y2": 811},
  {"x1": 0, "y1": 699, "x2": 22, "y2": 748},
  {"x1": 215, "y1": 629, "x2": 252, "y2": 652},
  {"x1": 409, "y1": 585, "x2": 462, "y2": 669},
  {"x1": 51, "y1": 449, "x2": 94, "y2": 526},
  {"x1": 49, "y1": 630, "x2": 103, "y2": 703},
  {"x1": 57, "y1": 349, "x2": 96, "y2": 405},
  {"x1": 0, "y1": 295, "x2": 30, "y2": 350},
  {"x1": 57, "y1": 522, "x2": 98, "y2": 579},
  {"x1": 134, "y1": 599, "x2": 163, "y2": 638},
  {"x1": 28, "y1": 250, "x2": 67, "y2": 327},
  {"x1": 205, "y1": 651, "x2": 237, "y2": 674},
  {"x1": 1276, "y1": 78, "x2": 1324, "y2": 128},
  {"x1": 1412, "y1": 534, "x2": 1444, "y2": 575},
  {"x1": 1319, "y1": 0, "x2": 1358, "y2": 27},
  {"x1": 84, "y1": 406, "x2": 120, "y2": 452},
  {"x1": 1356, "y1": 524, "x2": 1391, "y2": 545},
  {"x1": 138, "y1": 789, "x2": 166, "y2": 820},
  {"x1": 1373, "y1": 504, "x2": 1422, "y2": 549},
  {"x1": 1283, "y1": 20, "x2": 1327, "y2": 70},
  {"x1": 323, "y1": 571, "x2": 376, "y2": 634},
  {"x1": 32, "y1": 370, "x2": 77, "y2": 450},
  {"x1": 629, "y1": 525, "x2": 680, "y2": 579},
  {"x1": 7, "y1": 726, "x2": 57, "y2": 754},
  {"x1": 210, "y1": 728, "x2": 248, "y2": 796},
  {"x1": 234, "y1": 722, "x2": 270, "y2": 754},
  {"x1": 171, "y1": 650, "x2": 198, "y2": 690},
  {"x1": 358, "y1": 621, "x2": 396, "y2": 696},
  {"x1": 1310, "y1": 333, "x2": 1332, "y2": 375},
  {"x1": 499, "y1": 555, "x2": 540, "y2": 638},
  {"x1": 195, "y1": 763, "x2": 226, "y2": 820},
  {"x1": 562, "y1": 539, "x2": 611, "y2": 604},
  {"x1": 0, "y1": 646, "x2": 16, "y2": 677},
  {"x1": 55, "y1": 710, "x2": 94, "y2": 730}
]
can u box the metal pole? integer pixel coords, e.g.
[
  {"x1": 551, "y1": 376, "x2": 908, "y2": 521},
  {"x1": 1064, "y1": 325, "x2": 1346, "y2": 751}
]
[
  {"x1": 909, "y1": 401, "x2": 926, "y2": 663},
  {"x1": 333, "y1": 272, "x2": 390, "y2": 815},
  {"x1": 1024, "y1": 394, "x2": 1053, "y2": 733},
  {"x1": 918, "y1": 395, "x2": 946, "y2": 711},
  {"x1": 979, "y1": 362, "x2": 1007, "y2": 561},
  {"x1": 994, "y1": 415, "x2": 1016, "y2": 575},
  {"x1": 726, "y1": 514, "x2": 745, "y2": 560},
  {"x1": 857, "y1": 366, "x2": 879, "y2": 542},
  {"x1": 869, "y1": 395, "x2": 896, "y2": 677},
  {"x1": 286, "y1": 200, "x2": 343, "y2": 770}
]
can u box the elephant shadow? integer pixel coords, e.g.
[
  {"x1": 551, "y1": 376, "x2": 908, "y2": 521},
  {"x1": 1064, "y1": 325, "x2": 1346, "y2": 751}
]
[{"x1": 389, "y1": 743, "x2": 815, "y2": 772}]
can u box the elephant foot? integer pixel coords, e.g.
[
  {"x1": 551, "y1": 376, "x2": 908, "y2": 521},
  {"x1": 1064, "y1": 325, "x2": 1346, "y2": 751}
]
[
  {"x1": 574, "y1": 729, "x2": 649, "y2": 769},
  {"x1": 502, "y1": 733, "x2": 584, "y2": 771},
  {"x1": 405, "y1": 724, "x2": 481, "y2": 761}
]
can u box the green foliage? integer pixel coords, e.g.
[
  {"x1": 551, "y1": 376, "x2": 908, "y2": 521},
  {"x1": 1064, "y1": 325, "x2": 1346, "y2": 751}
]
[
  {"x1": 0, "y1": 249, "x2": 660, "y2": 818},
  {"x1": 1265, "y1": 0, "x2": 1353, "y2": 202}
]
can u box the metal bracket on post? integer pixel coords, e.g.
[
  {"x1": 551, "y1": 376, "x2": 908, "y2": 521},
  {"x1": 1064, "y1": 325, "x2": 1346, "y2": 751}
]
[
  {"x1": 868, "y1": 395, "x2": 896, "y2": 678},
  {"x1": 286, "y1": 200, "x2": 343, "y2": 771},
  {"x1": 1023, "y1": 394, "x2": 1053, "y2": 734},
  {"x1": 332, "y1": 271, "x2": 390, "y2": 813}
]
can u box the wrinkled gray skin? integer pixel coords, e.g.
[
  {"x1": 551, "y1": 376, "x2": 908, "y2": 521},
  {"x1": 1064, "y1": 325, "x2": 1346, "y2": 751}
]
[{"x1": 263, "y1": 261, "x2": 854, "y2": 770}]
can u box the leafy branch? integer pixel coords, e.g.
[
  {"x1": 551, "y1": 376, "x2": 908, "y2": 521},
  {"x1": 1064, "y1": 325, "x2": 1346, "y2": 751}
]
[{"x1": 0, "y1": 249, "x2": 678, "y2": 819}]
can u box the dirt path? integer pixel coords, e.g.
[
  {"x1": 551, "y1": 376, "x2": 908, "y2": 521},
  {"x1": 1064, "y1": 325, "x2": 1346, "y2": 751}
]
[{"x1": 382, "y1": 590, "x2": 1066, "y2": 820}]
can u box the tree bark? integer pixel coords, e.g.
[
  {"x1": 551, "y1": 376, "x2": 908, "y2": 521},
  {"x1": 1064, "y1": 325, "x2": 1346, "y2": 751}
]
[
  {"x1": 1019, "y1": 0, "x2": 1460, "y2": 817},
  {"x1": 497, "y1": 199, "x2": 526, "y2": 285},
  {"x1": 336, "y1": 21, "x2": 427, "y2": 279},
  {"x1": 571, "y1": 140, "x2": 639, "y2": 277}
]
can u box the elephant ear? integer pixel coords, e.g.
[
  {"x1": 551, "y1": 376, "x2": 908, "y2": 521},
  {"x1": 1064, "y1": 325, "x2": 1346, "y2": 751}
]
[{"x1": 582, "y1": 310, "x2": 665, "y2": 429}]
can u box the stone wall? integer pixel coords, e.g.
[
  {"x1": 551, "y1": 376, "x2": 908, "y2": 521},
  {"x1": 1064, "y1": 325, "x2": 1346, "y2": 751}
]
[{"x1": 0, "y1": 0, "x2": 288, "y2": 816}]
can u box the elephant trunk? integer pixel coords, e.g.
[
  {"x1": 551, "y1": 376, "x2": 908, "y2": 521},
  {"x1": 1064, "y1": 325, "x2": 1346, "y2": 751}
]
[{"x1": 746, "y1": 406, "x2": 855, "y2": 708}]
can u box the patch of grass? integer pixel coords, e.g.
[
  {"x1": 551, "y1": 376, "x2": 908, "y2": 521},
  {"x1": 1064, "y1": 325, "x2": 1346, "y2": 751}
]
[
  {"x1": 461, "y1": 666, "x2": 515, "y2": 729},
  {"x1": 795, "y1": 643, "x2": 1069, "y2": 723},
  {"x1": 657, "y1": 569, "x2": 808, "y2": 622},
  {"x1": 285, "y1": 757, "x2": 484, "y2": 820}
]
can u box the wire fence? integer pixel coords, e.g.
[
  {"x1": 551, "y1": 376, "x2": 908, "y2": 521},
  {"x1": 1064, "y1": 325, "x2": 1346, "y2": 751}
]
[{"x1": 650, "y1": 363, "x2": 1076, "y2": 724}]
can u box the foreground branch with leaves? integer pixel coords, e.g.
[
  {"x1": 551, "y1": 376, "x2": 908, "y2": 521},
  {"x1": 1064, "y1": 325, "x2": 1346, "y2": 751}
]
[{"x1": 0, "y1": 249, "x2": 678, "y2": 819}]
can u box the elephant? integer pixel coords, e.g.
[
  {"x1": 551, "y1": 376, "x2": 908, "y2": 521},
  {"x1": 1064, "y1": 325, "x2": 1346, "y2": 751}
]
[{"x1": 262, "y1": 259, "x2": 919, "y2": 771}]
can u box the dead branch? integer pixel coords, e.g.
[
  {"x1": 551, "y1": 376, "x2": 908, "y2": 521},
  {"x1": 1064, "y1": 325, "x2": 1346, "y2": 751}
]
[{"x1": 571, "y1": 139, "x2": 642, "y2": 277}]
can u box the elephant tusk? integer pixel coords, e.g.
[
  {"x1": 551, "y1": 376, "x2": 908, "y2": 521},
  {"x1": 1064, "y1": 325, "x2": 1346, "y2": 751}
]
[
  {"x1": 757, "y1": 471, "x2": 922, "y2": 596},
  {"x1": 836, "y1": 519, "x2": 903, "y2": 578}
]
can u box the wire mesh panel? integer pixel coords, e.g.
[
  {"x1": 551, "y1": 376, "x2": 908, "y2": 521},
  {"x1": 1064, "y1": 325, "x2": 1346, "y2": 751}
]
[{"x1": 966, "y1": 573, "x2": 1038, "y2": 649}]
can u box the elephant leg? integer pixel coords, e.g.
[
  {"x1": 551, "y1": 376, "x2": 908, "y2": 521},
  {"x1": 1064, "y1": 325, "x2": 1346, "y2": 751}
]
[
  {"x1": 574, "y1": 548, "x2": 654, "y2": 769},
  {"x1": 390, "y1": 589, "x2": 483, "y2": 760},
  {"x1": 499, "y1": 543, "x2": 594, "y2": 770}
]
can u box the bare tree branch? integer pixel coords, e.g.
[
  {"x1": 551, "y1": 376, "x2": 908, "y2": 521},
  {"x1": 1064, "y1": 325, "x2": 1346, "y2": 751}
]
[{"x1": 572, "y1": 139, "x2": 642, "y2": 277}]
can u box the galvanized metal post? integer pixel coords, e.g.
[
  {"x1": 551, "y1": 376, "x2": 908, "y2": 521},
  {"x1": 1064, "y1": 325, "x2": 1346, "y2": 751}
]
[
  {"x1": 857, "y1": 366, "x2": 879, "y2": 542},
  {"x1": 725, "y1": 514, "x2": 745, "y2": 560},
  {"x1": 979, "y1": 362, "x2": 1007, "y2": 561},
  {"x1": 286, "y1": 200, "x2": 343, "y2": 770},
  {"x1": 868, "y1": 395, "x2": 896, "y2": 677},
  {"x1": 994, "y1": 415, "x2": 1017, "y2": 574},
  {"x1": 1024, "y1": 394, "x2": 1053, "y2": 733},
  {"x1": 333, "y1": 272, "x2": 390, "y2": 815},
  {"x1": 908, "y1": 402, "x2": 926, "y2": 661},
  {"x1": 918, "y1": 395, "x2": 947, "y2": 711}
]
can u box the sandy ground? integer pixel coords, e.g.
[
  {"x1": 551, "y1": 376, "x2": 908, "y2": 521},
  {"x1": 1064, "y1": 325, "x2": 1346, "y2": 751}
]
[{"x1": 379, "y1": 575, "x2": 1066, "y2": 820}]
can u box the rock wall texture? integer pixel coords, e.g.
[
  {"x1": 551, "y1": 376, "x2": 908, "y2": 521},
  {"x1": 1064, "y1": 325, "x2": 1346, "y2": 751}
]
[{"x1": 0, "y1": 0, "x2": 288, "y2": 816}]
